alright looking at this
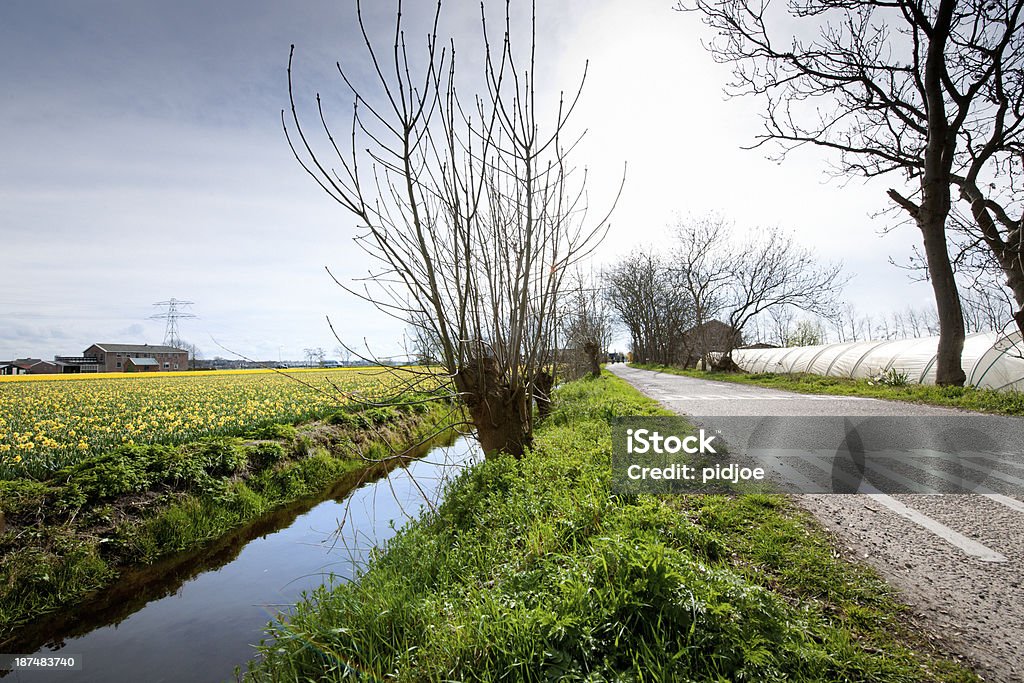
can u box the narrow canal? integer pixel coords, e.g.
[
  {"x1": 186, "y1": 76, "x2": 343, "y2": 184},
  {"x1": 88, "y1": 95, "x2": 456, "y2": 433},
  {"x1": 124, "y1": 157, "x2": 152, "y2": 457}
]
[{"x1": 2, "y1": 436, "x2": 481, "y2": 683}]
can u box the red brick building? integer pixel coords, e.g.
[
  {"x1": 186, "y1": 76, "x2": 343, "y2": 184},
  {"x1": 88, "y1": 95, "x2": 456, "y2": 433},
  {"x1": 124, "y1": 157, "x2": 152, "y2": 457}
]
[{"x1": 53, "y1": 344, "x2": 188, "y2": 373}]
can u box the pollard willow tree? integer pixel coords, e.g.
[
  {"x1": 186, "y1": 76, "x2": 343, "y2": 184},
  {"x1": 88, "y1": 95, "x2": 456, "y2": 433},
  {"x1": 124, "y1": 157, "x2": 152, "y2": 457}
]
[
  {"x1": 686, "y1": 0, "x2": 1024, "y2": 385},
  {"x1": 673, "y1": 219, "x2": 844, "y2": 364},
  {"x1": 285, "y1": 1, "x2": 618, "y2": 456}
]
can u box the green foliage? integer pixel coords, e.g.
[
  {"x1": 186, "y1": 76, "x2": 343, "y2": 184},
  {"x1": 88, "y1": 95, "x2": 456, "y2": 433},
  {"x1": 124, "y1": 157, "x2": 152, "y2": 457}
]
[
  {"x1": 0, "y1": 538, "x2": 114, "y2": 631},
  {"x1": 868, "y1": 368, "x2": 910, "y2": 387},
  {"x1": 54, "y1": 447, "x2": 161, "y2": 507},
  {"x1": 0, "y1": 480, "x2": 48, "y2": 517},
  {"x1": 148, "y1": 445, "x2": 218, "y2": 493},
  {"x1": 244, "y1": 373, "x2": 976, "y2": 683},
  {"x1": 245, "y1": 442, "x2": 287, "y2": 469},
  {"x1": 325, "y1": 411, "x2": 360, "y2": 427},
  {"x1": 247, "y1": 422, "x2": 298, "y2": 441},
  {"x1": 182, "y1": 439, "x2": 249, "y2": 478}
]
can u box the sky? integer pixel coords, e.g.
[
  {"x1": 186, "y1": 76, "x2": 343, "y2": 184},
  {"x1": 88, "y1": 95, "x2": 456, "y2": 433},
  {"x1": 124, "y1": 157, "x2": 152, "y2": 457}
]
[{"x1": 0, "y1": 0, "x2": 939, "y2": 362}]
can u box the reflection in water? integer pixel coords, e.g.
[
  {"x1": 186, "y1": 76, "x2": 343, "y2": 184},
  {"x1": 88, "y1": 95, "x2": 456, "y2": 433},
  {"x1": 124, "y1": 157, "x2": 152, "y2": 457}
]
[{"x1": 2, "y1": 436, "x2": 480, "y2": 683}]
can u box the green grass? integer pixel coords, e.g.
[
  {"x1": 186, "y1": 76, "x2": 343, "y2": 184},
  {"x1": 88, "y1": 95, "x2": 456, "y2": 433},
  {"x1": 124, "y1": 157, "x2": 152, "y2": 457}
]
[
  {"x1": 632, "y1": 363, "x2": 1024, "y2": 416},
  {"x1": 242, "y1": 373, "x2": 978, "y2": 683},
  {"x1": 0, "y1": 398, "x2": 455, "y2": 639}
]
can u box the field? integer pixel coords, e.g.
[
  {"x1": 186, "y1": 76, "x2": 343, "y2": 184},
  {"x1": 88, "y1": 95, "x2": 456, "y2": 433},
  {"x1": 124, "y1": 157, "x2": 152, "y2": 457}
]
[
  {"x1": 0, "y1": 368, "x2": 413, "y2": 479},
  {"x1": 0, "y1": 366, "x2": 453, "y2": 637}
]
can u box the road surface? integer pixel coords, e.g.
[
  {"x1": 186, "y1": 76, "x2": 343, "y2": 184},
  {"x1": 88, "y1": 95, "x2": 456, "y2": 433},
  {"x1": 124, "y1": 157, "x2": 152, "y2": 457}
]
[{"x1": 608, "y1": 363, "x2": 1024, "y2": 683}]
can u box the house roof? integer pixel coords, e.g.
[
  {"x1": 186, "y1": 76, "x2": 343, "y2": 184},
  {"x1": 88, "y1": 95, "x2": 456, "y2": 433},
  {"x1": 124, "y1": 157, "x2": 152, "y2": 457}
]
[
  {"x1": 683, "y1": 320, "x2": 734, "y2": 334},
  {"x1": 90, "y1": 343, "x2": 185, "y2": 354},
  {"x1": 12, "y1": 358, "x2": 53, "y2": 369},
  {"x1": 125, "y1": 357, "x2": 160, "y2": 366}
]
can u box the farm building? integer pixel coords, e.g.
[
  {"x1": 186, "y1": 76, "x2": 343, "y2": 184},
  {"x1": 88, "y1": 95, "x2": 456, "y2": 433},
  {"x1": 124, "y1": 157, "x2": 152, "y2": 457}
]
[
  {"x1": 124, "y1": 357, "x2": 160, "y2": 372},
  {"x1": 54, "y1": 344, "x2": 188, "y2": 373},
  {"x1": 0, "y1": 358, "x2": 57, "y2": 375},
  {"x1": 681, "y1": 320, "x2": 744, "y2": 367},
  {"x1": 730, "y1": 331, "x2": 1024, "y2": 391}
]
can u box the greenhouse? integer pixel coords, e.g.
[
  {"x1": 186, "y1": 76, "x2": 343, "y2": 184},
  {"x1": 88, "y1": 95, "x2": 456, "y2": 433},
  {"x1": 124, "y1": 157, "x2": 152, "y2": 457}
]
[{"x1": 731, "y1": 331, "x2": 1024, "y2": 391}]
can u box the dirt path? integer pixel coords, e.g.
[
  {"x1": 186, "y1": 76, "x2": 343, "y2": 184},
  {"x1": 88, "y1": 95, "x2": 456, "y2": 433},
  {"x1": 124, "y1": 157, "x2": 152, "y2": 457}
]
[{"x1": 609, "y1": 363, "x2": 1024, "y2": 683}]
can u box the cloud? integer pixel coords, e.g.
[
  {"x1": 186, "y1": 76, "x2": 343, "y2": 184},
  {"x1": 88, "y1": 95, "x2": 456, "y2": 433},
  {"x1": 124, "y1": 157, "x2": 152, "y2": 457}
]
[
  {"x1": 0, "y1": 0, "x2": 957, "y2": 363},
  {"x1": 116, "y1": 323, "x2": 147, "y2": 339}
]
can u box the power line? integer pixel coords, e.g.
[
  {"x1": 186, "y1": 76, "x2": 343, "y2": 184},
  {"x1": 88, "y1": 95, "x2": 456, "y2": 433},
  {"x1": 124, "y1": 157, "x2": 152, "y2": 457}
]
[{"x1": 150, "y1": 299, "x2": 197, "y2": 348}]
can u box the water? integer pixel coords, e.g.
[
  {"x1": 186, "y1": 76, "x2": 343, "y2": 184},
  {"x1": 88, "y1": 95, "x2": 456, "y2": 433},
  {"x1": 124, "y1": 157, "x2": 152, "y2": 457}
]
[{"x1": 2, "y1": 436, "x2": 481, "y2": 683}]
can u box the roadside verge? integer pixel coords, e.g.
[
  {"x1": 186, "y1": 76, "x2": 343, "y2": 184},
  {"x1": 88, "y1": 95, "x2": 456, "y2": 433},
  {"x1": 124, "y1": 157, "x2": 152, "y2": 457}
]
[{"x1": 243, "y1": 372, "x2": 979, "y2": 682}]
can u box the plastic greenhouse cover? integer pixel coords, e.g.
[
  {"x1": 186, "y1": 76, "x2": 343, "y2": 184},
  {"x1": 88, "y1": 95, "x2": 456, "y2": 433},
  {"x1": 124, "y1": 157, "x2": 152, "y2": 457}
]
[{"x1": 732, "y1": 331, "x2": 1024, "y2": 390}]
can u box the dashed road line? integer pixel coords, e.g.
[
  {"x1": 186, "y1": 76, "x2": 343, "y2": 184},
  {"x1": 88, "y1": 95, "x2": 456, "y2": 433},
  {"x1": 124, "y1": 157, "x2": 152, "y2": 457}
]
[
  {"x1": 983, "y1": 493, "x2": 1024, "y2": 515},
  {"x1": 865, "y1": 493, "x2": 1007, "y2": 563},
  {"x1": 767, "y1": 451, "x2": 1011, "y2": 562}
]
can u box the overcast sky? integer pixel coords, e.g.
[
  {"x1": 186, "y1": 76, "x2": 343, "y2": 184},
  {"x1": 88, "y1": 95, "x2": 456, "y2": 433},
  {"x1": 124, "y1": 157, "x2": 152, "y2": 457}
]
[{"x1": 0, "y1": 0, "x2": 937, "y2": 362}]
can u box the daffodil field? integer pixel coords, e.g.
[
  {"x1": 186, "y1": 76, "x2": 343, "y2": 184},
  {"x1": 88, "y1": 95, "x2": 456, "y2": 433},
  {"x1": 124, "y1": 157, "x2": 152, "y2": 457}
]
[{"x1": 0, "y1": 368, "x2": 406, "y2": 478}]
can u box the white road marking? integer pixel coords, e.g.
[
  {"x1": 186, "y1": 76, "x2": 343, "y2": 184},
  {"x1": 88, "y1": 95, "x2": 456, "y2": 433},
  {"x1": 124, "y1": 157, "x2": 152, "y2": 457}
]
[
  {"x1": 765, "y1": 450, "x2": 1010, "y2": 562},
  {"x1": 865, "y1": 493, "x2": 1007, "y2": 563},
  {"x1": 983, "y1": 493, "x2": 1024, "y2": 515}
]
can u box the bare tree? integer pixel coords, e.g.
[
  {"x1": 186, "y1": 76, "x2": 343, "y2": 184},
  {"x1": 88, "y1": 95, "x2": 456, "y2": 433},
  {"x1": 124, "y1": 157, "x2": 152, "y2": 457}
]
[
  {"x1": 684, "y1": 0, "x2": 1024, "y2": 384},
  {"x1": 560, "y1": 270, "x2": 614, "y2": 378},
  {"x1": 786, "y1": 318, "x2": 825, "y2": 347},
  {"x1": 831, "y1": 302, "x2": 871, "y2": 343},
  {"x1": 670, "y1": 215, "x2": 734, "y2": 364},
  {"x1": 178, "y1": 341, "x2": 202, "y2": 370},
  {"x1": 958, "y1": 266, "x2": 1016, "y2": 333},
  {"x1": 334, "y1": 344, "x2": 353, "y2": 367},
  {"x1": 286, "y1": 1, "x2": 619, "y2": 456},
  {"x1": 610, "y1": 220, "x2": 841, "y2": 366},
  {"x1": 606, "y1": 249, "x2": 693, "y2": 365},
  {"x1": 719, "y1": 227, "x2": 844, "y2": 361},
  {"x1": 944, "y1": 3, "x2": 1024, "y2": 335},
  {"x1": 768, "y1": 307, "x2": 796, "y2": 347},
  {"x1": 668, "y1": 218, "x2": 843, "y2": 364}
]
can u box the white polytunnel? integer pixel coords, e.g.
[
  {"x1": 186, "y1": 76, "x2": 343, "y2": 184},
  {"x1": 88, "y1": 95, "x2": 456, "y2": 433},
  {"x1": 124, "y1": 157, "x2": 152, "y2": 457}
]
[{"x1": 731, "y1": 331, "x2": 1024, "y2": 391}]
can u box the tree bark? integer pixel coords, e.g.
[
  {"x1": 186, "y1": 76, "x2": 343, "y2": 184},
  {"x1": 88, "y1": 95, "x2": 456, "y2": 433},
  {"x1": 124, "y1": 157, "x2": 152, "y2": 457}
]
[
  {"x1": 919, "y1": 206, "x2": 967, "y2": 385},
  {"x1": 532, "y1": 370, "x2": 554, "y2": 422},
  {"x1": 916, "y1": 0, "x2": 966, "y2": 386},
  {"x1": 583, "y1": 340, "x2": 601, "y2": 378},
  {"x1": 455, "y1": 358, "x2": 531, "y2": 458}
]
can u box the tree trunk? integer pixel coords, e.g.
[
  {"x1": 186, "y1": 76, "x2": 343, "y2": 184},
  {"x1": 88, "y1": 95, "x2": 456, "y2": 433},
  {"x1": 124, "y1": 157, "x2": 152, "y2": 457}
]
[
  {"x1": 532, "y1": 370, "x2": 554, "y2": 421},
  {"x1": 455, "y1": 359, "x2": 531, "y2": 457},
  {"x1": 919, "y1": 210, "x2": 967, "y2": 385},
  {"x1": 918, "y1": 0, "x2": 966, "y2": 387},
  {"x1": 583, "y1": 341, "x2": 601, "y2": 378}
]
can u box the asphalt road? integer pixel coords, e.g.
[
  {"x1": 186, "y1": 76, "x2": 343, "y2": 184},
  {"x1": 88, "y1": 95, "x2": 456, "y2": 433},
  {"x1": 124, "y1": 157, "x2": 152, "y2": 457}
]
[{"x1": 608, "y1": 363, "x2": 1024, "y2": 683}]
